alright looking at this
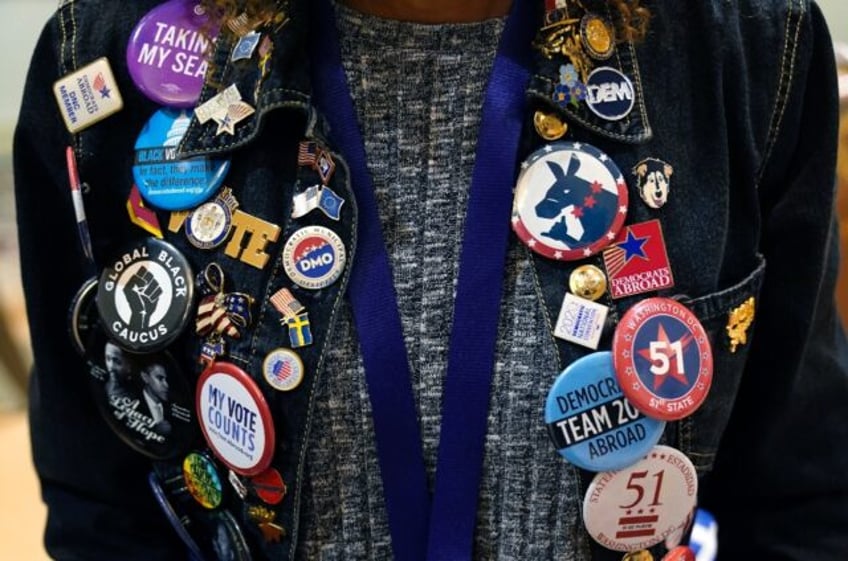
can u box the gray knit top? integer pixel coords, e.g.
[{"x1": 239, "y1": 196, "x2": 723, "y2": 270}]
[{"x1": 297, "y1": 5, "x2": 588, "y2": 560}]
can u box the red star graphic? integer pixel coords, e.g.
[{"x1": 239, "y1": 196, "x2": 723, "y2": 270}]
[
  {"x1": 571, "y1": 206, "x2": 585, "y2": 218},
  {"x1": 590, "y1": 181, "x2": 603, "y2": 194},
  {"x1": 583, "y1": 195, "x2": 597, "y2": 208},
  {"x1": 636, "y1": 323, "x2": 693, "y2": 391}
]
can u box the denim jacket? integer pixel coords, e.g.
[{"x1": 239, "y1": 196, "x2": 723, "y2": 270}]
[{"x1": 14, "y1": 0, "x2": 848, "y2": 560}]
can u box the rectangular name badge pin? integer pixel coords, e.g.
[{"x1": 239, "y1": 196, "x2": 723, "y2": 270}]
[
  {"x1": 554, "y1": 292, "x2": 609, "y2": 350},
  {"x1": 53, "y1": 57, "x2": 123, "y2": 133}
]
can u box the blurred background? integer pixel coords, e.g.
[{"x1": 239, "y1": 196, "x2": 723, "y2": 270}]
[{"x1": 0, "y1": 1, "x2": 846, "y2": 559}]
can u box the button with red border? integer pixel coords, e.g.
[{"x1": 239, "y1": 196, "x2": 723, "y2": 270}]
[
  {"x1": 613, "y1": 297, "x2": 712, "y2": 421},
  {"x1": 197, "y1": 362, "x2": 275, "y2": 476},
  {"x1": 512, "y1": 141, "x2": 628, "y2": 261},
  {"x1": 582, "y1": 445, "x2": 698, "y2": 552}
]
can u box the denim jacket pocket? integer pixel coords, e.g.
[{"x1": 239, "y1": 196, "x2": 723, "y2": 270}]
[{"x1": 673, "y1": 254, "x2": 766, "y2": 474}]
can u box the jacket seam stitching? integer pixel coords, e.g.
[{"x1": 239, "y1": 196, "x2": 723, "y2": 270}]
[{"x1": 756, "y1": 0, "x2": 805, "y2": 189}]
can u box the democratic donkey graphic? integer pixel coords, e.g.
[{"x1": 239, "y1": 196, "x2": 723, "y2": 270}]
[{"x1": 534, "y1": 154, "x2": 619, "y2": 248}]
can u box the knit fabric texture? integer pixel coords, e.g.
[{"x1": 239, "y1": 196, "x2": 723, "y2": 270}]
[{"x1": 297, "y1": 5, "x2": 586, "y2": 560}]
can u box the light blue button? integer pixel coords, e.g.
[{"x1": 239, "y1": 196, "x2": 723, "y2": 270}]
[
  {"x1": 133, "y1": 108, "x2": 230, "y2": 210},
  {"x1": 544, "y1": 351, "x2": 665, "y2": 472}
]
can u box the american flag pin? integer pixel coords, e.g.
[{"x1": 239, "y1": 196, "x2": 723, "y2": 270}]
[
  {"x1": 195, "y1": 263, "x2": 255, "y2": 362},
  {"x1": 262, "y1": 348, "x2": 304, "y2": 392}
]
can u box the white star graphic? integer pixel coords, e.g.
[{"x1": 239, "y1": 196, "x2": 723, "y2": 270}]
[
  {"x1": 583, "y1": 248, "x2": 592, "y2": 256},
  {"x1": 528, "y1": 239, "x2": 537, "y2": 247},
  {"x1": 619, "y1": 205, "x2": 628, "y2": 213},
  {"x1": 554, "y1": 251, "x2": 563, "y2": 259},
  {"x1": 543, "y1": 145, "x2": 553, "y2": 153},
  {"x1": 600, "y1": 154, "x2": 608, "y2": 162},
  {"x1": 574, "y1": 142, "x2": 582, "y2": 150},
  {"x1": 521, "y1": 161, "x2": 530, "y2": 170},
  {"x1": 607, "y1": 232, "x2": 616, "y2": 240}
]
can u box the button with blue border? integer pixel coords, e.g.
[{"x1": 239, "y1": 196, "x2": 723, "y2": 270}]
[
  {"x1": 133, "y1": 108, "x2": 230, "y2": 210},
  {"x1": 545, "y1": 351, "x2": 664, "y2": 472}
]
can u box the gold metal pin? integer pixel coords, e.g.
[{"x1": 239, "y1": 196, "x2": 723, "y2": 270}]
[
  {"x1": 533, "y1": 110, "x2": 568, "y2": 140},
  {"x1": 727, "y1": 296, "x2": 755, "y2": 353}
]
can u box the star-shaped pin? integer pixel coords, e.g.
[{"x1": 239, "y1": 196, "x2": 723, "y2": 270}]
[{"x1": 618, "y1": 230, "x2": 649, "y2": 262}]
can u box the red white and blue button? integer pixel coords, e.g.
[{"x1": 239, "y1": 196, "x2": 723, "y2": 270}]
[
  {"x1": 512, "y1": 142, "x2": 628, "y2": 261},
  {"x1": 545, "y1": 351, "x2": 664, "y2": 472},
  {"x1": 196, "y1": 362, "x2": 275, "y2": 476},
  {"x1": 613, "y1": 298, "x2": 713, "y2": 421},
  {"x1": 282, "y1": 226, "x2": 346, "y2": 290}
]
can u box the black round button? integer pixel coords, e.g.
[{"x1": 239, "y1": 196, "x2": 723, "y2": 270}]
[
  {"x1": 85, "y1": 330, "x2": 196, "y2": 459},
  {"x1": 96, "y1": 238, "x2": 194, "y2": 353}
]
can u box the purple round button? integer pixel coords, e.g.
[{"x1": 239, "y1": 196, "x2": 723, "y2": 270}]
[{"x1": 127, "y1": 0, "x2": 217, "y2": 107}]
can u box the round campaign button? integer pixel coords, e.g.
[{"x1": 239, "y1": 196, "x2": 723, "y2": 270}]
[
  {"x1": 662, "y1": 547, "x2": 696, "y2": 561},
  {"x1": 183, "y1": 451, "x2": 224, "y2": 509},
  {"x1": 85, "y1": 335, "x2": 195, "y2": 459},
  {"x1": 282, "y1": 226, "x2": 347, "y2": 290},
  {"x1": 96, "y1": 237, "x2": 194, "y2": 353},
  {"x1": 197, "y1": 362, "x2": 275, "y2": 476},
  {"x1": 584, "y1": 67, "x2": 636, "y2": 121},
  {"x1": 513, "y1": 142, "x2": 628, "y2": 261},
  {"x1": 68, "y1": 276, "x2": 99, "y2": 356},
  {"x1": 545, "y1": 352, "x2": 664, "y2": 472},
  {"x1": 263, "y1": 348, "x2": 304, "y2": 392},
  {"x1": 127, "y1": 0, "x2": 215, "y2": 107},
  {"x1": 251, "y1": 467, "x2": 287, "y2": 505},
  {"x1": 148, "y1": 471, "x2": 205, "y2": 560},
  {"x1": 133, "y1": 108, "x2": 231, "y2": 210},
  {"x1": 186, "y1": 197, "x2": 234, "y2": 249},
  {"x1": 583, "y1": 445, "x2": 698, "y2": 552},
  {"x1": 613, "y1": 298, "x2": 713, "y2": 421}
]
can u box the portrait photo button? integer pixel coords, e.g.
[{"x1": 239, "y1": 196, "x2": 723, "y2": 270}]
[
  {"x1": 582, "y1": 445, "x2": 698, "y2": 552},
  {"x1": 96, "y1": 237, "x2": 194, "y2": 353},
  {"x1": 127, "y1": 0, "x2": 216, "y2": 107},
  {"x1": 544, "y1": 351, "x2": 664, "y2": 472},
  {"x1": 133, "y1": 108, "x2": 231, "y2": 210},
  {"x1": 85, "y1": 340, "x2": 195, "y2": 460},
  {"x1": 196, "y1": 362, "x2": 276, "y2": 477},
  {"x1": 612, "y1": 297, "x2": 713, "y2": 421}
]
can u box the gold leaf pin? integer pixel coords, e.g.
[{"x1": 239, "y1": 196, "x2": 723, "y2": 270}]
[{"x1": 727, "y1": 297, "x2": 755, "y2": 353}]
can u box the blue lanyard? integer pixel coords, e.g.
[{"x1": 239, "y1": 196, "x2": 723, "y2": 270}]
[{"x1": 309, "y1": 2, "x2": 536, "y2": 560}]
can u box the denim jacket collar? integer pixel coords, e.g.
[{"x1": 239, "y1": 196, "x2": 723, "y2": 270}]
[{"x1": 178, "y1": 0, "x2": 652, "y2": 159}]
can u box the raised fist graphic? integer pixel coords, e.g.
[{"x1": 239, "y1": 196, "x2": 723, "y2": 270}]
[{"x1": 124, "y1": 266, "x2": 163, "y2": 330}]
